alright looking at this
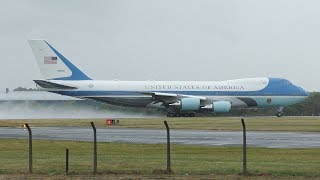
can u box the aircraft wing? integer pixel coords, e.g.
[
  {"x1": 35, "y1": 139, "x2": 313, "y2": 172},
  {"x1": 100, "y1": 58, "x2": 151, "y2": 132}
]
[{"x1": 140, "y1": 92, "x2": 207, "y2": 104}]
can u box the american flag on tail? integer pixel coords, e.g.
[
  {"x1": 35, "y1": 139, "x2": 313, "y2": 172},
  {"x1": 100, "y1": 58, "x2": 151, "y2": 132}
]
[{"x1": 44, "y1": 56, "x2": 58, "y2": 64}]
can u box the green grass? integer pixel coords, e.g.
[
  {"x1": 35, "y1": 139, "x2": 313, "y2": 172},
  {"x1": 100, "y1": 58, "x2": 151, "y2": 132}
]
[
  {"x1": 0, "y1": 139, "x2": 319, "y2": 177},
  {"x1": 1, "y1": 117, "x2": 320, "y2": 131}
]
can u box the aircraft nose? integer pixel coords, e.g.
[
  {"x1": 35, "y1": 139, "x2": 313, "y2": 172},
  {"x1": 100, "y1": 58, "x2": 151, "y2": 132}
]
[{"x1": 300, "y1": 87, "x2": 309, "y2": 97}]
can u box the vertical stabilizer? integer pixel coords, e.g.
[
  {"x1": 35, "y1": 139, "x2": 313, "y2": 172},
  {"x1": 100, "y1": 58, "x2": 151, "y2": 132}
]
[{"x1": 28, "y1": 40, "x2": 91, "y2": 80}]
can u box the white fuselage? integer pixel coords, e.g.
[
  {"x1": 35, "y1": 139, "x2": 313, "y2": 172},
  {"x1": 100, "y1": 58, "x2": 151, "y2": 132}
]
[{"x1": 43, "y1": 78, "x2": 308, "y2": 109}]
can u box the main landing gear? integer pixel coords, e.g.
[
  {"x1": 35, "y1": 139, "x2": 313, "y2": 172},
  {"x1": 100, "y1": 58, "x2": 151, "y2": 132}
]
[
  {"x1": 276, "y1": 107, "x2": 284, "y2": 117},
  {"x1": 166, "y1": 112, "x2": 195, "y2": 117}
]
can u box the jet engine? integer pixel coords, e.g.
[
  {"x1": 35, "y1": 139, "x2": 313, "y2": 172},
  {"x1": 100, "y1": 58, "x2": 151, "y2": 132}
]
[
  {"x1": 169, "y1": 99, "x2": 231, "y2": 113},
  {"x1": 180, "y1": 98, "x2": 201, "y2": 111},
  {"x1": 169, "y1": 98, "x2": 201, "y2": 111},
  {"x1": 202, "y1": 101, "x2": 232, "y2": 113}
]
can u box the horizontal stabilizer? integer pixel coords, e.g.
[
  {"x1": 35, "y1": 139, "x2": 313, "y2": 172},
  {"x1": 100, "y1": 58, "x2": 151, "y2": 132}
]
[{"x1": 34, "y1": 80, "x2": 77, "y2": 89}]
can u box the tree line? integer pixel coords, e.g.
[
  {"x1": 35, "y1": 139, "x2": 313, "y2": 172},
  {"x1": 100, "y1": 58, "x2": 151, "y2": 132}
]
[
  {"x1": 10, "y1": 87, "x2": 320, "y2": 116},
  {"x1": 233, "y1": 92, "x2": 320, "y2": 116}
]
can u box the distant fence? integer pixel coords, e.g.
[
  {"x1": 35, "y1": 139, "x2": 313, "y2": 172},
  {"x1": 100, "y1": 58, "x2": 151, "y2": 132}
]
[{"x1": 0, "y1": 118, "x2": 319, "y2": 176}]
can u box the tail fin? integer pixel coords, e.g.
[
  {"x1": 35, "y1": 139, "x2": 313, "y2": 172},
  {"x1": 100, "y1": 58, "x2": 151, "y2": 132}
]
[{"x1": 28, "y1": 40, "x2": 91, "y2": 80}]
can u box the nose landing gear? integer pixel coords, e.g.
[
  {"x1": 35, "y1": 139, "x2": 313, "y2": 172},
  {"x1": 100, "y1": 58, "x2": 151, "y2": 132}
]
[
  {"x1": 276, "y1": 107, "x2": 284, "y2": 117},
  {"x1": 276, "y1": 112, "x2": 283, "y2": 117}
]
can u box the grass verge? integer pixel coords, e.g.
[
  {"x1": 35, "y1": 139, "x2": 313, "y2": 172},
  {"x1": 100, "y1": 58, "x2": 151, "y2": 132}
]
[
  {"x1": 0, "y1": 139, "x2": 319, "y2": 177},
  {"x1": 1, "y1": 117, "x2": 320, "y2": 131}
]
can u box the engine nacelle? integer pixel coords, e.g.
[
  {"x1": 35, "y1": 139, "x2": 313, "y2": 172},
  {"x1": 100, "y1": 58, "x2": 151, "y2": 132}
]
[
  {"x1": 180, "y1": 98, "x2": 201, "y2": 111},
  {"x1": 212, "y1": 101, "x2": 232, "y2": 113}
]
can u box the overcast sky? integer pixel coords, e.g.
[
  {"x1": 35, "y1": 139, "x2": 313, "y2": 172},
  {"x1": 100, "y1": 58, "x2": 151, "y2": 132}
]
[{"x1": 1, "y1": 0, "x2": 320, "y2": 91}]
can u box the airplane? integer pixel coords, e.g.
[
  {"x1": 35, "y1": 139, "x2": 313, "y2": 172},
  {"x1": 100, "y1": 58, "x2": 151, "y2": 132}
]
[{"x1": 28, "y1": 40, "x2": 309, "y2": 117}]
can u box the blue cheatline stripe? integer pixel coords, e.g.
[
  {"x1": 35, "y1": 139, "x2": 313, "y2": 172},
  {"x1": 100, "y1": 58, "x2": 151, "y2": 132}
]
[
  {"x1": 49, "y1": 90, "x2": 307, "y2": 97},
  {"x1": 48, "y1": 78, "x2": 309, "y2": 97},
  {"x1": 45, "y1": 41, "x2": 92, "y2": 81}
]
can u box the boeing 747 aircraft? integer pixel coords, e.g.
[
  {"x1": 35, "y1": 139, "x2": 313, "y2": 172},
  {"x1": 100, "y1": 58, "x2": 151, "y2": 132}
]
[{"x1": 29, "y1": 40, "x2": 309, "y2": 117}]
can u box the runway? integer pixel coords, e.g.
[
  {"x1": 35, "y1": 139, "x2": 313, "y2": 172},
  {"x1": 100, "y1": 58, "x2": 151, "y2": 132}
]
[{"x1": 1, "y1": 127, "x2": 319, "y2": 148}]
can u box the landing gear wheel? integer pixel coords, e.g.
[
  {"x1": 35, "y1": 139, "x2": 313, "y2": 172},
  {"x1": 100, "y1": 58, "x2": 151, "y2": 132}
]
[
  {"x1": 166, "y1": 113, "x2": 173, "y2": 117},
  {"x1": 168, "y1": 112, "x2": 195, "y2": 117},
  {"x1": 172, "y1": 113, "x2": 182, "y2": 117},
  {"x1": 276, "y1": 112, "x2": 283, "y2": 117},
  {"x1": 276, "y1": 107, "x2": 284, "y2": 117},
  {"x1": 182, "y1": 113, "x2": 189, "y2": 117}
]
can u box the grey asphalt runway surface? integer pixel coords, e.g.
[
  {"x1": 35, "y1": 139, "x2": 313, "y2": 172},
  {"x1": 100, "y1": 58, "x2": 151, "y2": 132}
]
[{"x1": 1, "y1": 127, "x2": 319, "y2": 148}]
